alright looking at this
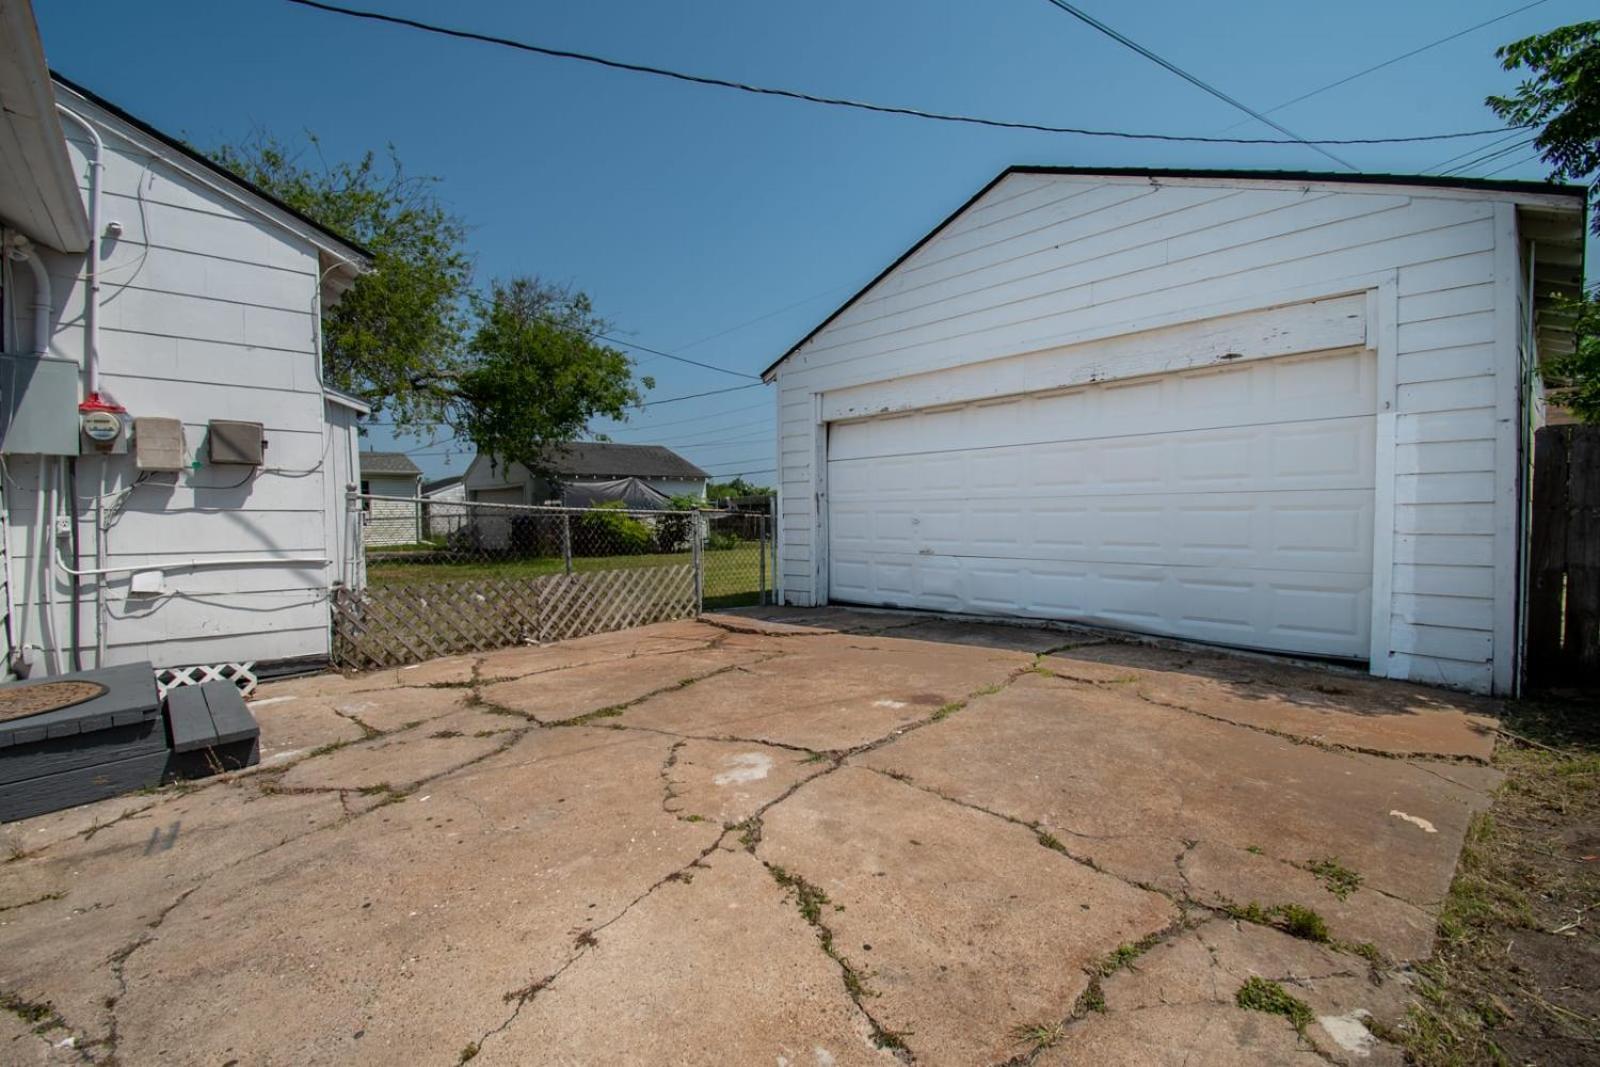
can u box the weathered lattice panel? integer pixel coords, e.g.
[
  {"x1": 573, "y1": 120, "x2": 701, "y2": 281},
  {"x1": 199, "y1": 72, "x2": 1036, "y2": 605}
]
[{"x1": 331, "y1": 564, "x2": 696, "y2": 670}]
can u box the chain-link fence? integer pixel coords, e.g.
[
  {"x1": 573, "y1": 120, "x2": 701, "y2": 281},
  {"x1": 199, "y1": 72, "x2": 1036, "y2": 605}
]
[{"x1": 334, "y1": 494, "x2": 773, "y2": 669}]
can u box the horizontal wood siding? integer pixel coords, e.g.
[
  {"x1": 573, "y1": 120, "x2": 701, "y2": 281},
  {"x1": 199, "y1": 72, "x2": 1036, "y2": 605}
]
[
  {"x1": 776, "y1": 174, "x2": 1517, "y2": 691},
  {"x1": 3, "y1": 102, "x2": 338, "y2": 673}
]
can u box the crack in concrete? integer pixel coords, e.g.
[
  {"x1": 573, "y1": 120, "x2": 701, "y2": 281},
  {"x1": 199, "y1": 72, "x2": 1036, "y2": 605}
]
[{"x1": 539, "y1": 651, "x2": 788, "y2": 727}]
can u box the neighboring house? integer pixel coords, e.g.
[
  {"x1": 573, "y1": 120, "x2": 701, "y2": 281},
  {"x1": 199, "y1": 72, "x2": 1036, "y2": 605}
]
[
  {"x1": 422, "y1": 474, "x2": 467, "y2": 539},
  {"x1": 763, "y1": 166, "x2": 1587, "y2": 695},
  {"x1": 0, "y1": 1, "x2": 372, "y2": 682},
  {"x1": 463, "y1": 442, "x2": 709, "y2": 507},
  {"x1": 359, "y1": 451, "x2": 423, "y2": 546}
]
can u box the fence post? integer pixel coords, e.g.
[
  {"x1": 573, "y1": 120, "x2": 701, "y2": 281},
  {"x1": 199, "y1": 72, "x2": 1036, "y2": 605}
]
[
  {"x1": 561, "y1": 512, "x2": 573, "y2": 575},
  {"x1": 692, "y1": 511, "x2": 704, "y2": 613},
  {"x1": 758, "y1": 511, "x2": 768, "y2": 606}
]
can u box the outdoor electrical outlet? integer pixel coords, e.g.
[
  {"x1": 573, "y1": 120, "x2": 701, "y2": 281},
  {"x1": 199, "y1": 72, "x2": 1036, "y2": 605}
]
[{"x1": 53, "y1": 516, "x2": 72, "y2": 537}]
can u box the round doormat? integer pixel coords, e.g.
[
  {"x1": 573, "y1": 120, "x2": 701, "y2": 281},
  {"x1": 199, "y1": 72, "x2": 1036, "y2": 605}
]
[{"x1": 0, "y1": 680, "x2": 108, "y2": 723}]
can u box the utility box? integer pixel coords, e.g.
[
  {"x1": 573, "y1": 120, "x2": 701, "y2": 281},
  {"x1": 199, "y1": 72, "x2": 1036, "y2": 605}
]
[
  {"x1": 207, "y1": 420, "x2": 264, "y2": 465},
  {"x1": 132, "y1": 417, "x2": 185, "y2": 471},
  {"x1": 0, "y1": 354, "x2": 80, "y2": 456}
]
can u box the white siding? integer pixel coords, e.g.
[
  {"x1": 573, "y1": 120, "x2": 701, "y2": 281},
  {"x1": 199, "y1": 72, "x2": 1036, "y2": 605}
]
[
  {"x1": 774, "y1": 173, "x2": 1544, "y2": 693},
  {"x1": 1, "y1": 96, "x2": 345, "y2": 674}
]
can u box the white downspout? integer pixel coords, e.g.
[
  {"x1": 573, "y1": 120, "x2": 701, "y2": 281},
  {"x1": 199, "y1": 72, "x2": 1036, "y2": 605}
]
[
  {"x1": 54, "y1": 104, "x2": 103, "y2": 400},
  {"x1": 6, "y1": 239, "x2": 61, "y2": 673}
]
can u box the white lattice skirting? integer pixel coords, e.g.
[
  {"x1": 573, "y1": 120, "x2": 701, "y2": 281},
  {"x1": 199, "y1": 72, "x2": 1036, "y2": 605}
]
[{"x1": 155, "y1": 662, "x2": 259, "y2": 699}]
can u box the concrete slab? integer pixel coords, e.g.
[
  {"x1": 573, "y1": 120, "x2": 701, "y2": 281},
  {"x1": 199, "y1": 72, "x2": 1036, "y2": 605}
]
[
  {"x1": 108, "y1": 729, "x2": 722, "y2": 1065},
  {"x1": 0, "y1": 785, "x2": 345, "y2": 1051},
  {"x1": 855, "y1": 672, "x2": 1490, "y2": 958},
  {"x1": 1039, "y1": 1004, "x2": 1326, "y2": 1065},
  {"x1": 0, "y1": 610, "x2": 1503, "y2": 1063},
  {"x1": 274, "y1": 725, "x2": 511, "y2": 794},
  {"x1": 1096, "y1": 920, "x2": 1411, "y2": 1066},
  {"x1": 663, "y1": 739, "x2": 832, "y2": 825},
  {"x1": 759, "y1": 767, "x2": 1176, "y2": 1065},
  {"x1": 479, "y1": 647, "x2": 761, "y2": 724},
  {"x1": 325, "y1": 686, "x2": 476, "y2": 734},
  {"x1": 1051, "y1": 641, "x2": 1500, "y2": 760},
  {"x1": 614, "y1": 635, "x2": 1032, "y2": 751},
  {"x1": 481, "y1": 849, "x2": 896, "y2": 1065},
  {"x1": 249, "y1": 693, "x2": 369, "y2": 767}
]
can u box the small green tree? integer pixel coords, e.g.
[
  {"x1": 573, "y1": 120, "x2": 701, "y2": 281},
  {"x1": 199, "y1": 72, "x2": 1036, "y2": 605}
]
[
  {"x1": 212, "y1": 133, "x2": 472, "y2": 428},
  {"x1": 1488, "y1": 20, "x2": 1600, "y2": 421},
  {"x1": 452, "y1": 278, "x2": 652, "y2": 479}
]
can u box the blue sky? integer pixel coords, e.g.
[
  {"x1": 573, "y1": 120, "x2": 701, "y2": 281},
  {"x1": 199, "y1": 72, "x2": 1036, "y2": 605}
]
[{"x1": 34, "y1": 0, "x2": 1593, "y2": 483}]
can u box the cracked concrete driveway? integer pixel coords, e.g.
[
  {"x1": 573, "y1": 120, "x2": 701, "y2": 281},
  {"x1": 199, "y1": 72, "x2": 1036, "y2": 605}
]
[{"x1": 0, "y1": 608, "x2": 1502, "y2": 1066}]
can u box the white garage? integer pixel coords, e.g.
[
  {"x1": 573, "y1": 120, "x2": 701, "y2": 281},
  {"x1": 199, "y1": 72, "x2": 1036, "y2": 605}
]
[{"x1": 764, "y1": 167, "x2": 1587, "y2": 694}]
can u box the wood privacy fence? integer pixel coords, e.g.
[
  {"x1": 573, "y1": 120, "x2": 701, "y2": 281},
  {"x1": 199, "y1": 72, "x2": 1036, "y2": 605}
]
[{"x1": 1527, "y1": 425, "x2": 1600, "y2": 689}]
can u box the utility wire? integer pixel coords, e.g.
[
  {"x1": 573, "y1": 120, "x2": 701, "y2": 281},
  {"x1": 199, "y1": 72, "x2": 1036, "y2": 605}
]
[
  {"x1": 1425, "y1": 127, "x2": 1530, "y2": 174},
  {"x1": 1034, "y1": 0, "x2": 1355, "y2": 170},
  {"x1": 281, "y1": 0, "x2": 1524, "y2": 147},
  {"x1": 1223, "y1": 0, "x2": 1551, "y2": 127},
  {"x1": 1440, "y1": 136, "x2": 1538, "y2": 176},
  {"x1": 641, "y1": 382, "x2": 766, "y2": 407}
]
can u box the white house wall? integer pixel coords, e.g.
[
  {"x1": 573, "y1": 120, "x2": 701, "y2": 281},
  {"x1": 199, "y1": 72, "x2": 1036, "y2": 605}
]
[
  {"x1": 2, "y1": 97, "x2": 343, "y2": 673},
  {"x1": 775, "y1": 173, "x2": 1541, "y2": 693}
]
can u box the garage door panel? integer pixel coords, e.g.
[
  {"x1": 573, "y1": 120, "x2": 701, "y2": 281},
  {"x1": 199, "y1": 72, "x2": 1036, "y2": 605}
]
[
  {"x1": 827, "y1": 348, "x2": 1375, "y2": 659},
  {"x1": 827, "y1": 347, "x2": 1374, "y2": 462}
]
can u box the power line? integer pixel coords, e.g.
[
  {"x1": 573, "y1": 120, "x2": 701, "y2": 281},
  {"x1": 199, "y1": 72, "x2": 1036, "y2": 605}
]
[
  {"x1": 603, "y1": 399, "x2": 772, "y2": 435},
  {"x1": 641, "y1": 382, "x2": 766, "y2": 407},
  {"x1": 282, "y1": 0, "x2": 1525, "y2": 147},
  {"x1": 1483, "y1": 151, "x2": 1547, "y2": 178},
  {"x1": 1425, "y1": 127, "x2": 1530, "y2": 174},
  {"x1": 1035, "y1": 0, "x2": 1354, "y2": 170},
  {"x1": 593, "y1": 331, "x2": 758, "y2": 379},
  {"x1": 1224, "y1": 0, "x2": 1552, "y2": 127},
  {"x1": 1440, "y1": 135, "x2": 1538, "y2": 176}
]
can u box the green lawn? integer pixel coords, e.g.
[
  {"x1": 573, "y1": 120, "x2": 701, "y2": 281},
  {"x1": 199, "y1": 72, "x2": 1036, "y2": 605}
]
[{"x1": 366, "y1": 540, "x2": 775, "y2": 609}]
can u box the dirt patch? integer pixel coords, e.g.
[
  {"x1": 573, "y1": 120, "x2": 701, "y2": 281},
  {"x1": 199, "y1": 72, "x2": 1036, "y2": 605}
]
[{"x1": 1386, "y1": 694, "x2": 1600, "y2": 1065}]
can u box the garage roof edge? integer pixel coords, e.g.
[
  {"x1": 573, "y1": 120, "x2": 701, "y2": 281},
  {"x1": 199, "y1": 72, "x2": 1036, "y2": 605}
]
[{"x1": 761, "y1": 165, "x2": 1588, "y2": 382}]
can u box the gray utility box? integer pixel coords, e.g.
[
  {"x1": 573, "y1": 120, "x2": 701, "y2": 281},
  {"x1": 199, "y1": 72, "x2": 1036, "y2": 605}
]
[
  {"x1": 0, "y1": 353, "x2": 80, "y2": 456},
  {"x1": 207, "y1": 420, "x2": 264, "y2": 465}
]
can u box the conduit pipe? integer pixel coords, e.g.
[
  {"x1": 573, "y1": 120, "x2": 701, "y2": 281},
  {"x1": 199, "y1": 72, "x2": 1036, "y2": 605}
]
[
  {"x1": 54, "y1": 104, "x2": 104, "y2": 399},
  {"x1": 53, "y1": 551, "x2": 331, "y2": 579}
]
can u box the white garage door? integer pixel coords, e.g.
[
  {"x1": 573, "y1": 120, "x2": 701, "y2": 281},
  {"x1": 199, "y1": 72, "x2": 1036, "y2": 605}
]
[{"x1": 826, "y1": 348, "x2": 1377, "y2": 659}]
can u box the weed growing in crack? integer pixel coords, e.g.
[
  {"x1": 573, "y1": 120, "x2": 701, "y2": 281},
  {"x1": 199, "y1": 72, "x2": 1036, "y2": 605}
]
[
  {"x1": 1219, "y1": 899, "x2": 1330, "y2": 943},
  {"x1": 1236, "y1": 976, "x2": 1313, "y2": 1034},
  {"x1": 1078, "y1": 976, "x2": 1108, "y2": 1014},
  {"x1": 1308, "y1": 857, "x2": 1363, "y2": 900},
  {"x1": 799, "y1": 752, "x2": 829, "y2": 764},
  {"x1": 430, "y1": 729, "x2": 464, "y2": 739},
  {"x1": 503, "y1": 977, "x2": 549, "y2": 1005},
  {"x1": 929, "y1": 701, "x2": 965, "y2": 721},
  {"x1": 573, "y1": 930, "x2": 599, "y2": 950},
  {"x1": 769, "y1": 865, "x2": 831, "y2": 925},
  {"x1": 1036, "y1": 829, "x2": 1070, "y2": 854},
  {"x1": 307, "y1": 739, "x2": 354, "y2": 759},
  {"x1": 734, "y1": 817, "x2": 763, "y2": 851},
  {"x1": 0, "y1": 990, "x2": 64, "y2": 1032},
  {"x1": 1094, "y1": 934, "x2": 1161, "y2": 977},
  {"x1": 1275, "y1": 903, "x2": 1330, "y2": 943},
  {"x1": 458, "y1": 1041, "x2": 480, "y2": 1062},
  {"x1": 1011, "y1": 1020, "x2": 1066, "y2": 1049},
  {"x1": 558, "y1": 706, "x2": 626, "y2": 726},
  {"x1": 357, "y1": 782, "x2": 395, "y2": 797}
]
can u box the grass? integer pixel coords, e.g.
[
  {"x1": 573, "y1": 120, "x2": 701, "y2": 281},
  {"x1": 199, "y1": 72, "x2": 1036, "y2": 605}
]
[
  {"x1": 1012, "y1": 1020, "x2": 1066, "y2": 1049},
  {"x1": 367, "y1": 541, "x2": 776, "y2": 609},
  {"x1": 1218, "y1": 900, "x2": 1330, "y2": 943},
  {"x1": 1381, "y1": 694, "x2": 1600, "y2": 1065},
  {"x1": 1236, "y1": 976, "x2": 1314, "y2": 1034},
  {"x1": 1307, "y1": 856, "x2": 1363, "y2": 901}
]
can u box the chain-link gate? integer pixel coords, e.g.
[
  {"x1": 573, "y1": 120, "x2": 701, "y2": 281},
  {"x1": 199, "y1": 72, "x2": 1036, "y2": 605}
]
[{"x1": 331, "y1": 494, "x2": 772, "y2": 670}]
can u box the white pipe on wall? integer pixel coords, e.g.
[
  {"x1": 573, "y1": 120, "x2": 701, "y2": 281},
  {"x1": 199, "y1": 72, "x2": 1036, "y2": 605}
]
[
  {"x1": 54, "y1": 550, "x2": 330, "y2": 578},
  {"x1": 7, "y1": 236, "x2": 52, "y2": 357},
  {"x1": 54, "y1": 104, "x2": 103, "y2": 398}
]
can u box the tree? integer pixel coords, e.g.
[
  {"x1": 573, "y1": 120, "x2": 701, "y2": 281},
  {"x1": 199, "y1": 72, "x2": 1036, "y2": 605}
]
[
  {"x1": 706, "y1": 477, "x2": 774, "y2": 499},
  {"x1": 212, "y1": 133, "x2": 473, "y2": 428},
  {"x1": 213, "y1": 134, "x2": 653, "y2": 441},
  {"x1": 452, "y1": 278, "x2": 652, "y2": 479},
  {"x1": 1488, "y1": 20, "x2": 1600, "y2": 421}
]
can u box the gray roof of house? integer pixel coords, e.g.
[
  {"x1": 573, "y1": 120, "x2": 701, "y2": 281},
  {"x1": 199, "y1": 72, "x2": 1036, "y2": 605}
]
[
  {"x1": 422, "y1": 475, "x2": 463, "y2": 494},
  {"x1": 545, "y1": 442, "x2": 708, "y2": 480},
  {"x1": 360, "y1": 451, "x2": 422, "y2": 477}
]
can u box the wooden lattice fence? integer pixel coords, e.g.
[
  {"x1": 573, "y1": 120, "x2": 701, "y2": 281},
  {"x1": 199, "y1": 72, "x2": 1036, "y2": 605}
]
[{"x1": 331, "y1": 564, "x2": 696, "y2": 671}]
